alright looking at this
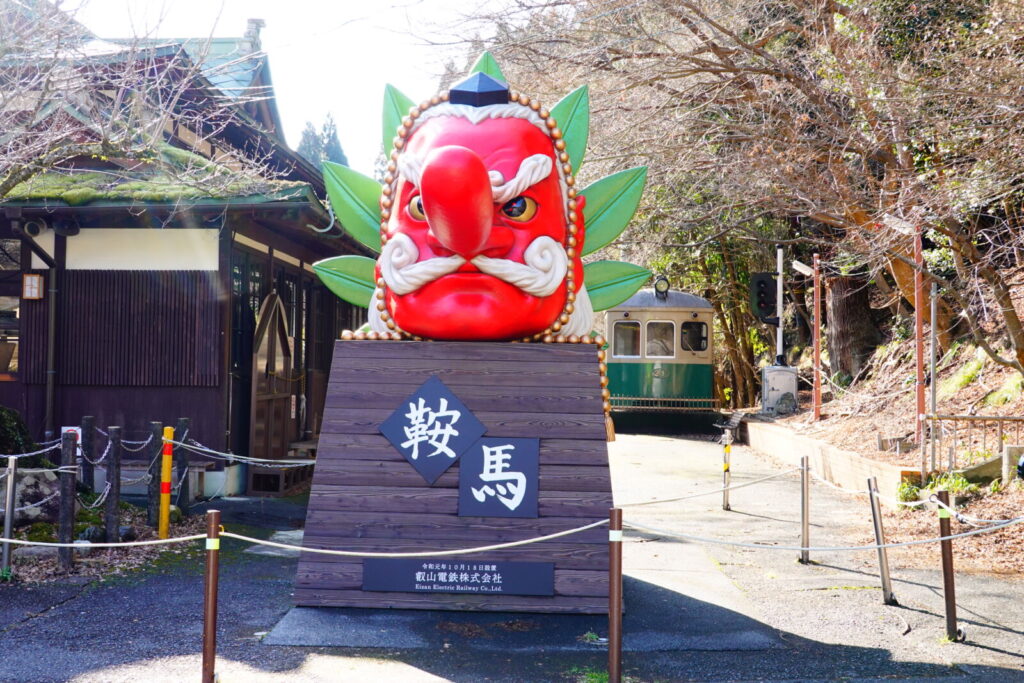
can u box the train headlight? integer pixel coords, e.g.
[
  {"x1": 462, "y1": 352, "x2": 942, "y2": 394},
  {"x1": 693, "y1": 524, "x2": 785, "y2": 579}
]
[{"x1": 654, "y1": 276, "x2": 670, "y2": 299}]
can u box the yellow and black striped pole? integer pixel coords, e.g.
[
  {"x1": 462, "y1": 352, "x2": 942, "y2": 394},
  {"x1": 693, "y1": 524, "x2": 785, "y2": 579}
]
[
  {"x1": 158, "y1": 426, "x2": 174, "y2": 539},
  {"x1": 722, "y1": 434, "x2": 732, "y2": 511}
]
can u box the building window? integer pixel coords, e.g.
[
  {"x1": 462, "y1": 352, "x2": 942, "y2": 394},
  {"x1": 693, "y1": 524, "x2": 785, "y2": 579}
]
[
  {"x1": 612, "y1": 320, "x2": 641, "y2": 357},
  {"x1": 646, "y1": 321, "x2": 675, "y2": 358},
  {"x1": 0, "y1": 295, "x2": 19, "y2": 375},
  {"x1": 681, "y1": 321, "x2": 708, "y2": 352}
]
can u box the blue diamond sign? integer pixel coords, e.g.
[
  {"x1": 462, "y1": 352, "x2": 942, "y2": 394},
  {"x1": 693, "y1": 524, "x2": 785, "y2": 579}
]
[{"x1": 379, "y1": 377, "x2": 486, "y2": 484}]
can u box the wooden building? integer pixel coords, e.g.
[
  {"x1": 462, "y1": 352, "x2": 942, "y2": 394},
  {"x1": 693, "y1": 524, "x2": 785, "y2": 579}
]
[{"x1": 0, "y1": 15, "x2": 367, "y2": 488}]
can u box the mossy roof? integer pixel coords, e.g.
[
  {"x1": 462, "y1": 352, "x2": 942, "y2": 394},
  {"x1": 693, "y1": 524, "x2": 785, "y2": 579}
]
[{"x1": 2, "y1": 145, "x2": 318, "y2": 209}]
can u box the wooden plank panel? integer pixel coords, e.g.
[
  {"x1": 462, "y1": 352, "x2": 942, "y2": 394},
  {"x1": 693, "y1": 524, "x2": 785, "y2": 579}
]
[
  {"x1": 292, "y1": 588, "x2": 607, "y2": 614},
  {"x1": 337, "y1": 340, "x2": 601, "y2": 363},
  {"x1": 302, "y1": 511, "x2": 608, "y2": 543},
  {"x1": 295, "y1": 564, "x2": 607, "y2": 598},
  {"x1": 308, "y1": 485, "x2": 612, "y2": 517},
  {"x1": 322, "y1": 409, "x2": 607, "y2": 440},
  {"x1": 298, "y1": 342, "x2": 612, "y2": 613},
  {"x1": 317, "y1": 433, "x2": 611, "y2": 466},
  {"x1": 325, "y1": 384, "x2": 603, "y2": 414},
  {"x1": 313, "y1": 462, "x2": 611, "y2": 492}
]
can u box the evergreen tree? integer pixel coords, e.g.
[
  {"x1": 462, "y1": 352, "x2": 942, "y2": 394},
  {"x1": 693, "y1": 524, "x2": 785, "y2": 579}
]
[
  {"x1": 296, "y1": 121, "x2": 322, "y2": 165},
  {"x1": 321, "y1": 114, "x2": 348, "y2": 166}
]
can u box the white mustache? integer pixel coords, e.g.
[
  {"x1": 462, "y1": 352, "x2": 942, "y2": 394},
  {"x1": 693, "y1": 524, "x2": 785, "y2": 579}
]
[{"x1": 379, "y1": 233, "x2": 567, "y2": 297}]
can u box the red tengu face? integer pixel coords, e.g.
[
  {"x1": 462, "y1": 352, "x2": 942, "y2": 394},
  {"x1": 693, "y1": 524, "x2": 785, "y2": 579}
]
[{"x1": 378, "y1": 113, "x2": 585, "y2": 340}]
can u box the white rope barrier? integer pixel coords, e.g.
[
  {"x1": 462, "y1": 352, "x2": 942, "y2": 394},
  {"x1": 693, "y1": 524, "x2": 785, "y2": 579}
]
[
  {"x1": 0, "y1": 491, "x2": 60, "y2": 514},
  {"x1": 2, "y1": 443, "x2": 62, "y2": 459},
  {"x1": 173, "y1": 439, "x2": 315, "y2": 468},
  {"x1": 221, "y1": 519, "x2": 608, "y2": 558},
  {"x1": 619, "y1": 467, "x2": 802, "y2": 507},
  {"x1": 625, "y1": 515, "x2": 1024, "y2": 553},
  {"x1": 0, "y1": 534, "x2": 206, "y2": 549}
]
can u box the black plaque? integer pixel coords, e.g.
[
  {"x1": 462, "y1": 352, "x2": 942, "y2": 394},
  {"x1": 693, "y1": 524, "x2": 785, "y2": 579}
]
[
  {"x1": 363, "y1": 558, "x2": 555, "y2": 596},
  {"x1": 458, "y1": 437, "x2": 540, "y2": 518}
]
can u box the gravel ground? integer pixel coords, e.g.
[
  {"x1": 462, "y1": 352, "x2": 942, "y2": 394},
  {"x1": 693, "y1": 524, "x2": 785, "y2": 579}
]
[{"x1": 0, "y1": 432, "x2": 1021, "y2": 682}]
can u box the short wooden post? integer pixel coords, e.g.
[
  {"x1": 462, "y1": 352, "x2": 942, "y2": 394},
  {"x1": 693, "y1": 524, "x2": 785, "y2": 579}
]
[
  {"x1": 936, "y1": 490, "x2": 961, "y2": 641},
  {"x1": 158, "y1": 426, "x2": 174, "y2": 539},
  {"x1": 80, "y1": 416, "x2": 95, "y2": 492},
  {"x1": 58, "y1": 431, "x2": 77, "y2": 570},
  {"x1": 608, "y1": 507, "x2": 623, "y2": 683},
  {"x1": 173, "y1": 417, "x2": 190, "y2": 516},
  {"x1": 1002, "y1": 445, "x2": 1014, "y2": 487},
  {"x1": 146, "y1": 421, "x2": 163, "y2": 527},
  {"x1": 799, "y1": 456, "x2": 810, "y2": 564},
  {"x1": 2, "y1": 456, "x2": 17, "y2": 574},
  {"x1": 867, "y1": 477, "x2": 897, "y2": 605},
  {"x1": 104, "y1": 427, "x2": 122, "y2": 544},
  {"x1": 202, "y1": 509, "x2": 222, "y2": 683}
]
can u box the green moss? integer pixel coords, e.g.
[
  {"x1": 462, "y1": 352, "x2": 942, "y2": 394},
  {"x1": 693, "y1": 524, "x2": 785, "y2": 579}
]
[
  {"x1": 25, "y1": 522, "x2": 56, "y2": 543},
  {"x1": 983, "y1": 372, "x2": 1023, "y2": 407},
  {"x1": 938, "y1": 346, "x2": 985, "y2": 399}
]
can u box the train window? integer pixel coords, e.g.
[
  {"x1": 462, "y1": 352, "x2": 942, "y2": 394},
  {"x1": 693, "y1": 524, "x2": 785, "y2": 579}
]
[
  {"x1": 646, "y1": 321, "x2": 675, "y2": 358},
  {"x1": 612, "y1": 321, "x2": 641, "y2": 357},
  {"x1": 680, "y1": 321, "x2": 708, "y2": 352}
]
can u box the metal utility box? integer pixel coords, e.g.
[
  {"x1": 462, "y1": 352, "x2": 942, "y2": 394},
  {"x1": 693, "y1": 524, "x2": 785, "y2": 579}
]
[{"x1": 761, "y1": 365, "x2": 798, "y2": 415}]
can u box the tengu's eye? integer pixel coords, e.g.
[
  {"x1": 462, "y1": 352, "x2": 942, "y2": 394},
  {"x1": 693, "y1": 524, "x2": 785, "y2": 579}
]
[
  {"x1": 408, "y1": 196, "x2": 426, "y2": 221},
  {"x1": 500, "y1": 196, "x2": 538, "y2": 222}
]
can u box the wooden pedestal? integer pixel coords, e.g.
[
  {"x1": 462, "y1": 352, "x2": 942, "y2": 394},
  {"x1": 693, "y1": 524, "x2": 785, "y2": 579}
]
[{"x1": 294, "y1": 340, "x2": 613, "y2": 613}]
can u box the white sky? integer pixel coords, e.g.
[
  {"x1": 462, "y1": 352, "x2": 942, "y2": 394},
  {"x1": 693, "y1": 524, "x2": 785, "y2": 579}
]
[{"x1": 70, "y1": 0, "x2": 486, "y2": 175}]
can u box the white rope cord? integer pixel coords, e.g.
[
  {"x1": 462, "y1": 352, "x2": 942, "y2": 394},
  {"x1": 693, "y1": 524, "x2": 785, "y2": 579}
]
[
  {"x1": 221, "y1": 519, "x2": 608, "y2": 558},
  {"x1": 930, "y1": 495, "x2": 1015, "y2": 526},
  {"x1": 807, "y1": 468, "x2": 870, "y2": 496},
  {"x1": 0, "y1": 533, "x2": 206, "y2": 549},
  {"x1": 618, "y1": 468, "x2": 801, "y2": 507},
  {"x1": 625, "y1": 515, "x2": 1024, "y2": 553},
  {"x1": 175, "y1": 439, "x2": 315, "y2": 467},
  {"x1": 3, "y1": 443, "x2": 61, "y2": 459},
  {"x1": 0, "y1": 490, "x2": 60, "y2": 513}
]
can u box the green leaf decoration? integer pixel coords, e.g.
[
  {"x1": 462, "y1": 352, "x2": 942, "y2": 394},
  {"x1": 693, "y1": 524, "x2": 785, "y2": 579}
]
[
  {"x1": 584, "y1": 260, "x2": 652, "y2": 311},
  {"x1": 580, "y1": 166, "x2": 648, "y2": 256},
  {"x1": 313, "y1": 255, "x2": 376, "y2": 308},
  {"x1": 469, "y1": 51, "x2": 506, "y2": 82},
  {"x1": 382, "y1": 84, "x2": 415, "y2": 157},
  {"x1": 550, "y1": 85, "x2": 589, "y2": 170},
  {"x1": 322, "y1": 161, "x2": 381, "y2": 254}
]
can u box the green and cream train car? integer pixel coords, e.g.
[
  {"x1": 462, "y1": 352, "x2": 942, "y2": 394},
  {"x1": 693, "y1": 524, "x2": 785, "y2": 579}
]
[{"x1": 604, "y1": 281, "x2": 718, "y2": 411}]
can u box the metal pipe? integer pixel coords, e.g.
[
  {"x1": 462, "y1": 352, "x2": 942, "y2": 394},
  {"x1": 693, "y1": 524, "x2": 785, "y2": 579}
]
[
  {"x1": 43, "y1": 267, "x2": 58, "y2": 440},
  {"x1": 202, "y1": 509, "x2": 222, "y2": 683},
  {"x1": 929, "y1": 283, "x2": 938, "y2": 471},
  {"x1": 776, "y1": 244, "x2": 784, "y2": 365},
  {"x1": 813, "y1": 253, "x2": 821, "y2": 421},
  {"x1": 2, "y1": 456, "x2": 17, "y2": 574},
  {"x1": 867, "y1": 477, "x2": 897, "y2": 605},
  {"x1": 936, "y1": 491, "x2": 961, "y2": 641},
  {"x1": 608, "y1": 507, "x2": 623, "y2": 683},
  {"x1": 799, "y1": 456, "x2": 810, "y2": 564},
  {"x1": 914, "y1": 226, "x2": 925, "y2": 444}
]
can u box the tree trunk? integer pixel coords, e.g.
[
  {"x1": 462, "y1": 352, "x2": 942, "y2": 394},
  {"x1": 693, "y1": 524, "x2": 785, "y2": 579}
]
[{"x1": 826, "y1": 276, "x2": 881, "y2": 382}]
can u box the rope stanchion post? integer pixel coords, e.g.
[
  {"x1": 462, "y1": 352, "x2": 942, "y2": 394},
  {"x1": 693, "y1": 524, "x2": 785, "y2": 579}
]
[
  {"x1": 867, "y1": 477, "x2": 897, "y2": 605},
  {"x1": 173, "y1": 417, "x2": 190, "y2": 517},
  {"x1": 146, "y1": 421, "x2": 162, "y2": 527},
  {"x1": 58, "y1": 431, "x2": 77, "y2": 570},
  {"x1": 158, "y1": 426, "x2": 174, "y2": 540},
  {"x1": 936, "y1": 490, "x2": 962, "y2": 641},
  {"x1": 104, "y1": 427, "x2": 122, "y2": 544},
  {"x1": 80, "y1": 415, "x2": 95, "y2": 492},
  {"x1": 722, "y1": 435, "x2": 732, "y2": 512},
  {"x1": 608, "y1": 507, "x2": 623, "y2": 683},
  {"x1": 202, "y1": 509, "x2": 221, "y2": 683},
  {"x1": 2, "y1": 456, "x2": 17, "y2": 575},
  {"x1": 799, "y1": 456, "x2": 810, "y2": 564}
]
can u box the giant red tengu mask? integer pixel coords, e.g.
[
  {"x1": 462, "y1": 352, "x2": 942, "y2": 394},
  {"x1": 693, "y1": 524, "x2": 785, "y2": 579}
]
[{"x1": 314, "y1": 53, "x2": 651, "y2": 341}]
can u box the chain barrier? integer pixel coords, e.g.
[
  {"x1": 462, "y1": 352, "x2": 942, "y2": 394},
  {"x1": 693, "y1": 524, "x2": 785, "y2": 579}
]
[
  {"x1": 174, "y1": 438, "x2": 315, "y2": 468},
  {"x1": 121, "y1": 435, "x2": 153, "y2": 453},
  {"x1": 81, "y1": 439, "x2": 112, "y2": 466},
  {"x1": 77, "y1": 482, "x2": 113, "y2": 510}
]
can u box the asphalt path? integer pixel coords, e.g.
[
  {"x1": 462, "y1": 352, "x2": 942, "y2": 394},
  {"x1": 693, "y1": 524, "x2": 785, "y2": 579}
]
[{"x1": 1, "y1": 430, "x2": 1022, "y2": 682}]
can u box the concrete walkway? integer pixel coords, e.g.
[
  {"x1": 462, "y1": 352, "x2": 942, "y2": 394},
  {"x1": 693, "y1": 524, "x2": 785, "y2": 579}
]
[{"x1": 0, "y1": 433, "x2": 1021, "y2": 681}]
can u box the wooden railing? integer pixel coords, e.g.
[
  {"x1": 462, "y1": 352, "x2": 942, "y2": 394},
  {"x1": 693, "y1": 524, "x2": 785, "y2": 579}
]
[{"x1": 921, "y1": 413, "x2": 1024, "y2": 476}]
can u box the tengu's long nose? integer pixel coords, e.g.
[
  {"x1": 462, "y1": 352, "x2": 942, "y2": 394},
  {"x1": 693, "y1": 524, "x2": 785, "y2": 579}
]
[{"x1": 419, "y1": 145, "x2": 492, "y2": 260}]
